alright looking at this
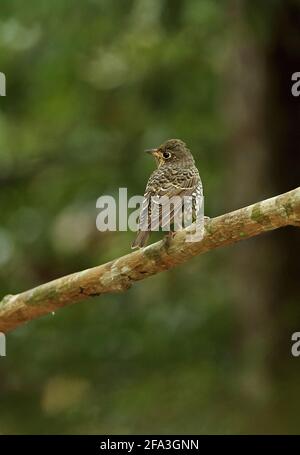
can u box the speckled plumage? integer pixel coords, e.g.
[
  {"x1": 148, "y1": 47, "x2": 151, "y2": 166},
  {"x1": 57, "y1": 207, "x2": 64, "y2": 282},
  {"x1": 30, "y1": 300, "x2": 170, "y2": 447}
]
[{"x1": 132, "y1": 139, "x2": 203, "y2": 249}]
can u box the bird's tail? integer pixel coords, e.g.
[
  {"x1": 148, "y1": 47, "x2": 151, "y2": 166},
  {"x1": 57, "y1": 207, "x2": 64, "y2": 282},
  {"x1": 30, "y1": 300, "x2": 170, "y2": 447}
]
[{"x1": 131, "y1": 230, "x2": 150, "y2": 249}]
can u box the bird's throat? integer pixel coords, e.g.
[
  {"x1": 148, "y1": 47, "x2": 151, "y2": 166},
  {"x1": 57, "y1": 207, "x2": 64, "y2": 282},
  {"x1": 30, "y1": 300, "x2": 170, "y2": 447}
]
[{"x1": 155, "y1": 156, "x2": 165, "y2": 168}]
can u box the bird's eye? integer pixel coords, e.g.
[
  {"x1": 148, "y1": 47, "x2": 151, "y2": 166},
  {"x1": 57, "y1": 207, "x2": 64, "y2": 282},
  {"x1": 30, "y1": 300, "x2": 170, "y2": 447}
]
[{"x1": 163, "y1": 151, "x2": 171, "y2": 159}]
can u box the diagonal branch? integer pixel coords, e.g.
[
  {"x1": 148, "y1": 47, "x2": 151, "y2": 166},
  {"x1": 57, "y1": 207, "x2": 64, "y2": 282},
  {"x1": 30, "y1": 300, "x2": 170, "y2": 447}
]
[{"x1": 0, "y1": 187, "x2": 299, "y2": 334}]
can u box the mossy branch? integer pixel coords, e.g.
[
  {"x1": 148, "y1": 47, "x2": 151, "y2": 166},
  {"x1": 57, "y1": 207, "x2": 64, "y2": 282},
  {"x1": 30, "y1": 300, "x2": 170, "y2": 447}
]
[{"x1": 0, "y1": 187, "x2": 299, "y2": 333}]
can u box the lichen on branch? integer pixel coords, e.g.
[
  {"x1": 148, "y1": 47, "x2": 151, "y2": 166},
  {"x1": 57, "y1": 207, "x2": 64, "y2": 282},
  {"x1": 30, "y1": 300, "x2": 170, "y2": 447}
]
[{"x1": 0, "y1": 187, "x2": 299, "y2": 333}]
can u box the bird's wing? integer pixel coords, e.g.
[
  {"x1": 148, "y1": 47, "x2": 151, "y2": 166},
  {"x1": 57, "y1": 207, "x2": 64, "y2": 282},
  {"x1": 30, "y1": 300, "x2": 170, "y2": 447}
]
[{"x1": 138, "y1": 167, "x2": 202, "y2": 232}]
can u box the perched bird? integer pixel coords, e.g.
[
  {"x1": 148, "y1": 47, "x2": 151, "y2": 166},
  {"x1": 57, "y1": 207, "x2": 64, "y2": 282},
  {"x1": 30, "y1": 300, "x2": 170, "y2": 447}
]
[{"x1": 132, "y1": 139, "x2": 203, "y2": 249}]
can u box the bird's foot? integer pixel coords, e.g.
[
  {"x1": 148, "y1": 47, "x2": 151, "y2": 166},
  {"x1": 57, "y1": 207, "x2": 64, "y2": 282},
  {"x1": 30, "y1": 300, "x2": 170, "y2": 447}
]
[
  {"x1": 163, "y1": 230, "x2": 176, "y2": 247},
  {"x1": 167, "y1": 230, "x2": 176, "y2": 238}
]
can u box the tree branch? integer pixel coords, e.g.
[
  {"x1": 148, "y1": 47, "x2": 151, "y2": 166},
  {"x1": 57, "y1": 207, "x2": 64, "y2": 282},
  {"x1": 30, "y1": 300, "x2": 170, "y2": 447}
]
[{"x1": 1, "y1": 187, "x2": 299, "y2": 334}]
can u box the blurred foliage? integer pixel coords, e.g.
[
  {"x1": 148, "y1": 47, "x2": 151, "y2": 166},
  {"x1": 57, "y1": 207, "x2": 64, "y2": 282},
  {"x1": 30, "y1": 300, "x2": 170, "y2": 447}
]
[{"x1": 0, "y1": 0, "x2": 299, "y2": 434}]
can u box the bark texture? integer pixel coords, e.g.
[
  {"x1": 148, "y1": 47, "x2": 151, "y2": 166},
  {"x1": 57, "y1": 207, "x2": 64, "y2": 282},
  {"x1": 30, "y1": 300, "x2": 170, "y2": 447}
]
[{"x1": 0, "y1": 187, "x2": 299, "y2": 333}]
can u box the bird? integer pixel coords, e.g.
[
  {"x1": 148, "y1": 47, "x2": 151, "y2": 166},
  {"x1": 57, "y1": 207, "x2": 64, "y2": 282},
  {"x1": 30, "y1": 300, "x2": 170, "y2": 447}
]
[{"x1": 131, "y1": 138, "x2": 203, "y2": 249}]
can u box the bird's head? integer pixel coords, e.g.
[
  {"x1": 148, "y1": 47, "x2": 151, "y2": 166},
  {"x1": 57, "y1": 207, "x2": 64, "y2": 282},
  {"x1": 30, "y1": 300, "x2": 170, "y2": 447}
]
[{"x1": 145, "y1": 139, "x2": 194, "y2": 167}]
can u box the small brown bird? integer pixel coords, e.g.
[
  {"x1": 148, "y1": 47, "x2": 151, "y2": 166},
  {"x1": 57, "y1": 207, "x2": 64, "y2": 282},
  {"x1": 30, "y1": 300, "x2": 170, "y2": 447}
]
[{"x1": 132, "y1": 139, "x2": 203, "y2": 249}]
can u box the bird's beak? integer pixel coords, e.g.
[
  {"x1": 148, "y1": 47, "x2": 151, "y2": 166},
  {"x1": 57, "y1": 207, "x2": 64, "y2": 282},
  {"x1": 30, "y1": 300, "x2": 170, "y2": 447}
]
[{"x1": 145, "y1": 148, "x2": 160, "y2": 158}]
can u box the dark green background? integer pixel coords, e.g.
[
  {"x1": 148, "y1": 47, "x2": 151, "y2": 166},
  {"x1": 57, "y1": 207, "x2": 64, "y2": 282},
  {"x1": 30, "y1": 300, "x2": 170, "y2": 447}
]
[{"x1": 0, "y1": 0, "x2": 299, "y2": 434}]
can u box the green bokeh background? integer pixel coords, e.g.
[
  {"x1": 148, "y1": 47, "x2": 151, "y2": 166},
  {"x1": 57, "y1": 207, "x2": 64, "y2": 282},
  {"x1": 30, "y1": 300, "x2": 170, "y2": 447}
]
[{"x1": 0, "y1": 0, "x2": 299, "y2": 434}]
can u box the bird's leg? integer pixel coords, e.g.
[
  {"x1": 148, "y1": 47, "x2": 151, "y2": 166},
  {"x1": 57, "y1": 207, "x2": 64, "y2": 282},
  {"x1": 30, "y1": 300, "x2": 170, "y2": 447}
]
[{"x1": 163, "y1": 229, "x2": 176, "y2": 248}]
